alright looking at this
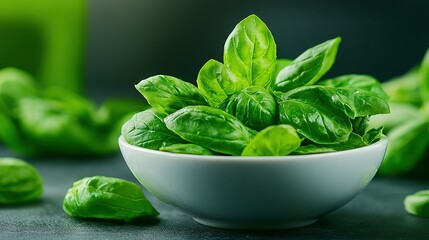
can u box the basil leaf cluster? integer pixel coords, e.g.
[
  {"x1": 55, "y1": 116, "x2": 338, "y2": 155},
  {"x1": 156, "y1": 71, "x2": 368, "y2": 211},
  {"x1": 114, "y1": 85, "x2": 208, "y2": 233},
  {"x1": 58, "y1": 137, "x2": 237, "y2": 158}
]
[
  {"x1": 369, "y1": 49, "x2": 429, "y2": 176},
  {"x1": 122, "y1": 14, "x2": 390, "y2": 156},
  {"x1": 0, "y1": 158, "x2": 43, "y2": 205},
  {"x1": 63, "y1": 176, "x2": 158, "y2": 221},
  {"x1": 0, "y1": 68, "x2": 145, "y2": 156}
]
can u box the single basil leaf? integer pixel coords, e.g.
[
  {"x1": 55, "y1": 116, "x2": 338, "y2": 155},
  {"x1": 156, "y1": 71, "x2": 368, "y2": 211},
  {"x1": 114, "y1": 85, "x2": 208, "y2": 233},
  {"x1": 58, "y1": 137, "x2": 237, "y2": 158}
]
[
  {"x1": 278, "y1": 98, "x2": 352, "y2": 144},
  {"x1": 382, "y1": 67, "x2": 422, "y2": 106},
  {"x1": 63, "y1": 176, "x2": 158, "y2": 221},
  {"x1": 318, "y1": 74, "x2": 389, "y2": 101},
  {"x1": 224, "y1": 14, "x2": 276, "y2": 89},
  {"x1": 226, "y1": 86, "x2": 277, "y2": 131},
  {"x1": 122, "y1": 108, "x2": 184, "y2": 150},
  {"x1": 241, "y1": 125, "x2": 301, "y2": 156},
  {"x1": 197, "y1": 59, "x2": 233, "y2": 108},
  {"x1": 273, "y1": 59, "x2": 293, "y2": 78},
  {"x1": 404, "y1": 190, "x2": 429, "y2": 218},
  {"x1": 0, "y1": 158, "x2": 43, "y2": 205},
  {"x1": 420, "y1": 48, "x2": 429, "y2": 102},
  {"x1": 135, "y1": 75, "x2": 207, "y2": 114},
  {"x1": 281, "y1": 86, "x2": 390, "y2": 119},
  {"x1": 159, "y1": 143, "x2": 213, "y2": 155},
  {"x1": 273, "y1": 37, "x2": 341, "y2": 92},
  {"x1": 165, "y1": 106, "x2": 255, "y2": 156},
  {"x1": 378, "y1": 116, "x2": 429, "y2": 176}
]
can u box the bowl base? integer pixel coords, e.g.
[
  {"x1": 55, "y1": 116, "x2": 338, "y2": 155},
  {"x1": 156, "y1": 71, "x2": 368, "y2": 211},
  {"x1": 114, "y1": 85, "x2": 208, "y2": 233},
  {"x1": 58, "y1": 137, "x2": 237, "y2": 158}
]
[{"x1": 193, "y1": 217, "x2": 317, "y2": 230}]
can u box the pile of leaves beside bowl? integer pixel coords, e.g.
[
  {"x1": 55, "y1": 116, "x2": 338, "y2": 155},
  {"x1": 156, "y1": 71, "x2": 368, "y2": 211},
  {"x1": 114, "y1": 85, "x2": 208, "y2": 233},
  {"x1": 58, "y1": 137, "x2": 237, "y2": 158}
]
[
  {"x1": 122, "y1": 14, "x2": 390, "y2": 156},
  {"x1": 370, "y1": 49, "x2": 429, "y2": 176},
  {"x1": 0, "y1": 68, "x2": 145, "y2": 156}
]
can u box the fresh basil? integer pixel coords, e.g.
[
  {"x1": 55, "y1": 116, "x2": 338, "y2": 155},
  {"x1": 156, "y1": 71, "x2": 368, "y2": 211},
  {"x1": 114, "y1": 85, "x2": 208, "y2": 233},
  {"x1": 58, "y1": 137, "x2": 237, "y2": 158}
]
[
  {"x1": 224, "y1": 14, "x2": 276, "y2": 89},
  {"x1": 136, "y1": 75, "x2": 207, "y2": 114},
  {"x1": 272, "y1": 37, "x2": 341, "y2": 92}
]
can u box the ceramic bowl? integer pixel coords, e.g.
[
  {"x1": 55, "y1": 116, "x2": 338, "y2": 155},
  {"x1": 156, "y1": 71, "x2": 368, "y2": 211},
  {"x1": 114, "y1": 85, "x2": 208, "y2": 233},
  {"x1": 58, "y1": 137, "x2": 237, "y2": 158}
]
[{"x1": 119, "y1": 135, "x2": 387, "y2": 230}]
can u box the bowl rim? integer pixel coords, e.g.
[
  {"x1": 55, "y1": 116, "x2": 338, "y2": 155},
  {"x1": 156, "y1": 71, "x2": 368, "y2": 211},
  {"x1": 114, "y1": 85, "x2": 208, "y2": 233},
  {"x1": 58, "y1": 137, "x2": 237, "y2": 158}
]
[{"x1": 119, "y1": 135, "x2": 388, "y2": 163}]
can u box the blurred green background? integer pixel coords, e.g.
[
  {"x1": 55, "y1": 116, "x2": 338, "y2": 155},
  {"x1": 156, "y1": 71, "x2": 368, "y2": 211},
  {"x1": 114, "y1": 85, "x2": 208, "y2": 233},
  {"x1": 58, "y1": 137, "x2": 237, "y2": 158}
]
[{"x1": 1, "y1": 0, "x2": 428, "y2": 97}]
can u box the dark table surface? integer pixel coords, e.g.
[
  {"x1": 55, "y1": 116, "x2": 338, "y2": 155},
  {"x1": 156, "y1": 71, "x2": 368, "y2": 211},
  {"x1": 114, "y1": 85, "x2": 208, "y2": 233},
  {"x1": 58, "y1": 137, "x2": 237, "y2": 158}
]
[{"x1": 1, "y1": 146, "x2": 429, "y2": 240}]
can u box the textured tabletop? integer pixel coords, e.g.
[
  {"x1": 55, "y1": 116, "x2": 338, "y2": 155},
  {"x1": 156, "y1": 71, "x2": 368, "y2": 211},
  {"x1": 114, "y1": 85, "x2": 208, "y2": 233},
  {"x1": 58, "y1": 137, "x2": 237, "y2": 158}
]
[{"x1": 1, "y1": 146, "x2": 429, "y2": 240}]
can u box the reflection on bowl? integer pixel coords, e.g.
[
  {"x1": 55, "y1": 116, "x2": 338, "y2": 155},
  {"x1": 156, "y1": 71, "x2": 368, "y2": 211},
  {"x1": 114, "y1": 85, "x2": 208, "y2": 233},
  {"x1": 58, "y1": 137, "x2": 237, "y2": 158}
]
[{"x1": 119, "y1": 135, "x2": 387, "y2": 230}]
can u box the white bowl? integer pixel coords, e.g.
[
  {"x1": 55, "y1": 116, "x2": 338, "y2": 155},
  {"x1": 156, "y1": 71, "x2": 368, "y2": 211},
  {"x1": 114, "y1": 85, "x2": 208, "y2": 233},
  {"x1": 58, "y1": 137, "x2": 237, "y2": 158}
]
[{"x1": 119, "y1": 135, "x2": 387, "y2": 230}]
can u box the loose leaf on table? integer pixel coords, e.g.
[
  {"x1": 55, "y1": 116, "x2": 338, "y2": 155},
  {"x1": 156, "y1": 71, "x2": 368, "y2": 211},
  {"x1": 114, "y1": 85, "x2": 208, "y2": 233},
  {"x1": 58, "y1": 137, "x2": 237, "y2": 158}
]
[
  {"x1": 165, "y1": 106, "x2": 255, "y2": 156},
  {"x1": 225, "y1": 86, "x2": 277, "y2": 131},
  {"x1": 63, "y1": 176, "x2": 158, "y2": 221},
  {"x1": 420, "y1": 48, "x2": 429, "y2": 102},
  {"x1": 404, "y1": 190, "x2": 429, "y2": 218},
  {"x1": 241, "y1": 125, "x2": 301, "y2": 156},
  {"x1": 318, "y1": 74, "x2": 389, "y2": 101},
  {"x1": 224, "y1": 14, "x2": 276, "y2": 89},
  {"x1": 272, "y1": 37, "x2": 341, "y2": 92},
  {"x1": 122, "y1": 108, "x2": 184, "y2": 150},
  {"x1": 159, "y1": 143, "x2": 214, "y2": 155},
  {"x1": 378, "y1": 116, "x2": 429, "y2": 176},
  {"x1": 197, "y1": 59, "x2": 234, "y2": 108},
  {"x1": 135, "y1": 75, "x2": 207, "y2": 114},
  {"x1": 0, "y1": 158, "x2": 43, "y2": 205}
]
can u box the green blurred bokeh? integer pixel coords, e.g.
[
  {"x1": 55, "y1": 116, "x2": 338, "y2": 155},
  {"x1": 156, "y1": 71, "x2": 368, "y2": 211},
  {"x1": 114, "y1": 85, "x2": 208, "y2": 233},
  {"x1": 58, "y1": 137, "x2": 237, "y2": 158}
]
[{"x1": 0, "y1": 0, "x2": 86, "y2": 93}]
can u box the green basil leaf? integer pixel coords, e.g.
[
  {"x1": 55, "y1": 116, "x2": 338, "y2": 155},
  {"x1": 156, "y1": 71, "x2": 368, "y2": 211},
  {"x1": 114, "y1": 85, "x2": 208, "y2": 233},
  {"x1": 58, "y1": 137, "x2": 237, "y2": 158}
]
[
  {"x1": 196, "y1": 59, "x2": 236, "y2": 108},
  {"x1": 241, "y1": 125, "x2": 301, "y2": 156},
  {"x1": 121, "y1": 108, "x2": 184, "y2": 150},
  {"x1": 420, "y1": 48, "x2": 429, "y2": 102},
  {"x1": 281, "y1": 86, "x2": 390, "y2": 119},
  {"x1": 225, "y1": 86, "x2": 277, "y2": 131},
  {"x1": 224, "y1": 14, "x2": 276, "y2": 89},
  {"x1": 63, "y1": 176, "x2": 158, "y2": 221},
  {"x1": 159, "y1": 143, "x2": 214, "y2": 155},
  {"x1": 319, "y1": 74, "x2": 389, "y2": 101},
  {"x1": 0, "y1": 158, "x2": 43, "y2": 205},
  {"x1": 378, "y1": 116, "x2": 429, "y2": 176},
  {"x1": 404, "y1": 190, "x2": 429, "y2": 218},
  {"x1": 135, "y1": 75, "x2": 207, "y2": 114},
  {"x1": 165, "y1": 106, "x2": 255, "y2": 156},
  {"x1": 272, "y1": 37, "x2": 341, "y2": 92},
  {"x1": 278, "y1": 98, "x2": 352, "y2": 144}
]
